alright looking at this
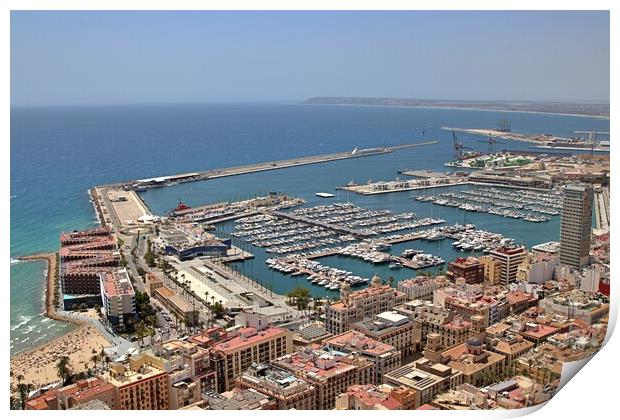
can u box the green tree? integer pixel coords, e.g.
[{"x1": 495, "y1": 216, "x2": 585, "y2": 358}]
[
  {"x1": 16, "y1": 383, "x2": 33, "y2": 410},
  {"x1": 56, "y1": 356, "x2": 71, "y2": 385},
  {"x1": 90, "y1": 354, "x2": 101, "y2": 370},
  {"x1": 211, "y1": 300, "x2": 226, "y2": 319}
]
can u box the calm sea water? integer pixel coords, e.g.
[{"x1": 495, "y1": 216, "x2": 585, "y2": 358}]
[{"x1": 10, "y1": 103, "x2": 609, "y2": 354}]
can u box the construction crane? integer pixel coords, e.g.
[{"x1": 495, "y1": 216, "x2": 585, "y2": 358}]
[
  {"x1": 477, "y1": 135, "x2": 505, "y2": 154},
  {"x1": 452, "y1": 131, "x2": 473, "y2": 160}
]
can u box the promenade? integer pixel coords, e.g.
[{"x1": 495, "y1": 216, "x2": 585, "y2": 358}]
[{"x1": 594, "y1": 187, "x2": 610, "y2": 232}]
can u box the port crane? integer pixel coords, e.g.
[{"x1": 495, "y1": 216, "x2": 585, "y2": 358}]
[
  {"x1": 477, "y1": 135, "x2": 505, "y2": 154},
  {"x1": 573, "y1": 131, "x2": 609, "y2": 156},
  {"x1": 573, "y1": 130, "x2": 609, "y2": 142},
  {"x1": 452, "y1": 131, "x2": 473, "y2": 160}
]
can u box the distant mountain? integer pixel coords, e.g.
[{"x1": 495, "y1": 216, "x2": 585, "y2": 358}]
[{"x1": 305, "y1": 97, "x2": 610, "y2": 118}]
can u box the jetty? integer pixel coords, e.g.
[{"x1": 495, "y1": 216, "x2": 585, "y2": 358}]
[{"x1": 96, "y1": 140, "x2": 437, "y2": 192}]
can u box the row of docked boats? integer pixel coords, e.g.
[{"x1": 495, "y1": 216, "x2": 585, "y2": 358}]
[
  {"x1": 451, "y1": 230, "x2": 515, "y2": 252},
  {"x1": 413, "y1": 193, "x2": 551, "y2": 222},
  {"x1": 474, "y1": 186, "x2": 562, "y2": 210},
  {"x1": 233, "y1": 213, "x2": 358, "y2": 255},
  {"x1": 233, "y1": 203, "x2": 448, "y2": 258},
  {"x1": 389, "y1": 252, "x2": 445, "y2": 269},
  {"x1": 266, "y1": 257, "x2": 368, "y2": 290},
  {"x1": 408, "y1": 253, "x2": 445, "y2": 269},
  {"x1": 291, "y1": 203, "x2": 437, "y2": 235},
  {"x1": 339, "y1": 242, "x2": 393, "y2": 264}
]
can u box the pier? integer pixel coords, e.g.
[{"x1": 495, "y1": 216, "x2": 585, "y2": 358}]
[
  {"x1": 442, "y1": 126, "x2": 563, "y2": 145},
  {"x1": 442, "y1": 126, "x2": 608, "y2": 152},
  {"x1": 90, "y1": 141, "x2": 437, "y2": 229},
  {"x1": 339, "y1": 175, "x2": 470, "y2": 195},
  {"x1": 99, "y1": 140, "x2": 437, "y2": 191},
  {"x1": 270, "y1": 210, "x2": 373, "y2": 238}
]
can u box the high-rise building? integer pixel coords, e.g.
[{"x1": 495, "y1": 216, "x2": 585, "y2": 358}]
[
  {"x1": 560, "y1": 184, "x2": 593, "y2": 268},
  {"x1": 350, "y1": 311, "x2": 416, "y2": 358},
  {"x1": 105, "y1": 356, "x2": 170, "y2": 410},
  {"x1": 273, "y1": 348, "x2": 374, "y2": 409},
  {"x1": 323, "y1": 331, "x2": 402, "y2": 384},
  {"x1": 56, "y1": 378, "x2": 118, "y2": 410},
  {"x1": 335, "y1": 384, "x2": 416, "y2": 410},
  {"x1": 489, "y1": 246, "x2": 527, "y2": 285},
  {"x1": 99, "y1": 269, "x2": 137, "y2": 332},
  {"x1": 397, "y1": 275, "x2": 450, "y2": 300},
  {"x1": 479, "y1": 255, "x2": 502, "y2": 285},
  {"x1": 211, "y1": 326, "x2": 293, "y2": 392},
  {"x1": 325, "y1": 275, "x2": 407, "y2": 334},
  {"x1": 448, "y1": 257, "x2": 485, "y2": 284},
  {"x1": 237, "y1": 364, "x2": 317, "y2": 410}
]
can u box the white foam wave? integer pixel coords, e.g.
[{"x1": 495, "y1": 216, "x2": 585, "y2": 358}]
[
  {"x1": 31, "y1": 336, "x2": 46, "y2": 345},
  {"x1": 23, "y1": 324, "x2": 37, "y2": 335},
  {"x1": 11, "y1": 315, "x2": 33, "y2": 331},
  {"x1": 10, "y1": 258, "x2": 22, "y2": 265}
]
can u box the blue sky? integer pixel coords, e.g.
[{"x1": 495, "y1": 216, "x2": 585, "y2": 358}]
[{"x1": 10, "y1": 11, "x2": 610, "y2": 106}]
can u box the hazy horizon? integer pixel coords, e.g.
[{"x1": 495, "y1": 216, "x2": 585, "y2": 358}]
[
  {"x1": 11, "y1": 11, "x2": 610, "y2": 106},
  {"x1": 9, "y1": 97, "x2": 611, "y2": 109}
]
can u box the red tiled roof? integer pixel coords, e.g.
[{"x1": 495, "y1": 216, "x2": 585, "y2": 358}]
[
  {"x1": 213, "y1": 327, "x2": 287, "y2": 352},
  {"x1": 417, "y1": 403, "x2": 439, "y2": 410}
]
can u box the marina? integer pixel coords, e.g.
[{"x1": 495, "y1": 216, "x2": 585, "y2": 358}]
[
  {"x1": 266, "y1": 258, "x2": 370, "y2": 291},
  {"x1": 449, "y1": 229, "x2": 515, "y2": 252},
  {"x1": 12, "y1": 101, "x2": 607, "y2": 354},
  {"x1": 231, "y1": 203, "x2": 446, "y2": 256},
  {"x1": 413, "y1": 186, "x2": 562, "y2": 223}
]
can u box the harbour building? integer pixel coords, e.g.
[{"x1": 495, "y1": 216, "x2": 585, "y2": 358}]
[{"x1": 560, "y1": 184, "x2": 593, "y2": 268}]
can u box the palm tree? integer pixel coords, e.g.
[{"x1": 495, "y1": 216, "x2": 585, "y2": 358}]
[
  {"x1": 99, "y1": 346, "x2": 106, "y2": 369},
  {"x1": 17, "y1": 383, "x2": 33, "y2": 410},
  {"x1": 313, "y1": 298, "x2": 323, "y2": 316},
  {"x1": 56, "y1": 356, "x2": 71, "y2": 385},
  {"x1": 90, "y1": 354, "x2": 100, "y2": 370}
]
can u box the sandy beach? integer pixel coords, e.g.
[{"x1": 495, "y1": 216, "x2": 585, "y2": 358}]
[
  {"x1": 11, "y1": 254, "x2": 112, "y2": 392},
  {"x1": 10, "y1": 324, "x2": 111, "y2": 390}
]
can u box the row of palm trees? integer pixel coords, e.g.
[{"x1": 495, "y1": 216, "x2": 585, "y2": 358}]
[{"x1": 162, "y1": 266, "x2": 226, "y2": 332}]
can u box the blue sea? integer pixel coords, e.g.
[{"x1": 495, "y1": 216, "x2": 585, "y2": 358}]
[{"x1": 10, "y1": 103, "x2": 610, "y2": 354}]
